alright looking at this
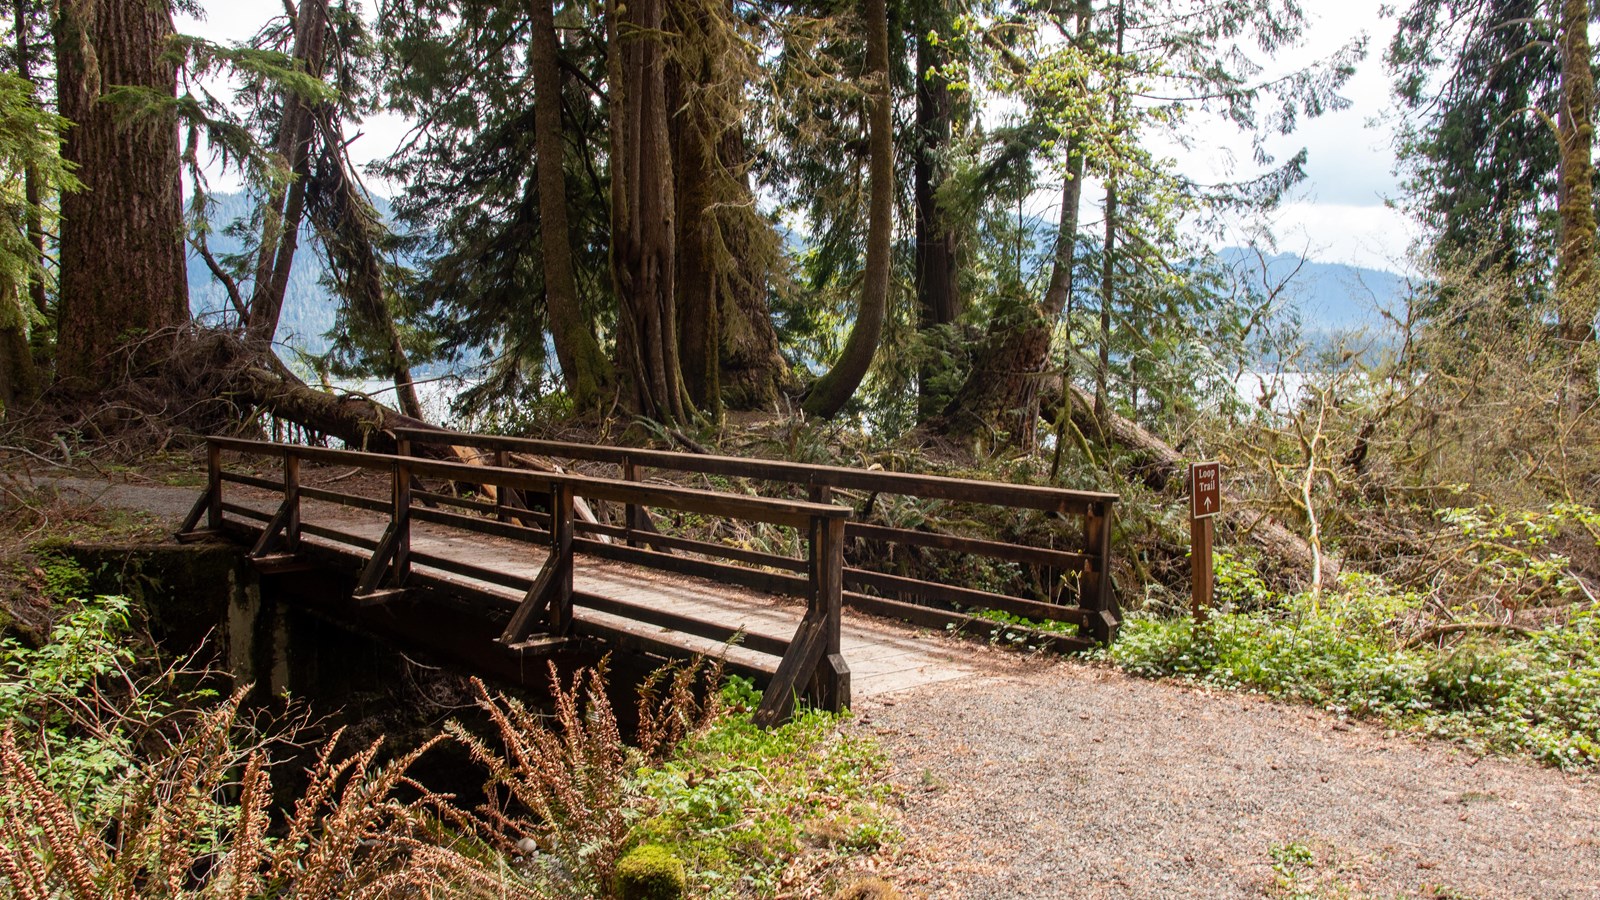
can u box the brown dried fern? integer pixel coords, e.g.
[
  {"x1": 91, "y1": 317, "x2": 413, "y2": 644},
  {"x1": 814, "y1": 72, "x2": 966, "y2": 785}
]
[{"x1": 0, "y1": 687, "x2": 498, "y2": 899}]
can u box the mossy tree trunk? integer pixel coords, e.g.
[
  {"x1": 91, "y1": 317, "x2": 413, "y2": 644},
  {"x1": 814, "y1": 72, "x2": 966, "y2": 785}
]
[
  {"x1": 914, "y1": 1, "x2": 961, "y2": 420},
  {"x1": 802, "y1": 0, "x2": 892, "y2": 420},
  {"x1": 54, "y1": 0, "x2": 189, "y2": 387},
  {"x1": 714, "y1": 127, "x2": 796, "y2": 412},
  {"x1": 668, "y1": 0, "x2": 792, "y2": 416},
  {"x1": 609, "y1": 0, "x2": 688, "y2": 423},
  {"x1": 938, "y1": 138, "x2": 1084, "y2": 449},
  {"x1": 531, "y1": 0, "x2": 614, "y2": 412},
  {"x1": 1556, "y1": 0, "x2": 1597, "y2": 396}
]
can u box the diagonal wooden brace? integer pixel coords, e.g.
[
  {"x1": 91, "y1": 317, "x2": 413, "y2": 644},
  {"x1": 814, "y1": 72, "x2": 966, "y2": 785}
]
[
  {"x1": 249, "y1": 497, "x2": 295, "y2": 558},
  {"x1": 753, "y1": 613, "x2": 828, "y2": 727},
  {"x1": 498, "y1": 544, "x2": 564, "y2": 645},
  {"x1": 177, "y1": 490, "x2": 210, "y2": 537},
  {"x1": 354, "y1": 521, "x2": 403, "y2": 596}
]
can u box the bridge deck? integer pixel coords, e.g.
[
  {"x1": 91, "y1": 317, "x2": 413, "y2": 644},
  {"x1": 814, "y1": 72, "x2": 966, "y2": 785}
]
[
  {"x1": 222, "y1": 485, "x2": 976, "y2": 698},
  {"x1": 189, "y1": 435, "x2": 1118, "y2": 722}
]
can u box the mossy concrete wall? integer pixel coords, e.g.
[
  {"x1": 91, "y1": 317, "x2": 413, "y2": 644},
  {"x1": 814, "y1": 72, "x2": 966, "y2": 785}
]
[{"x1": 65, "y1": 542, "x2": 258, "y2": 656}]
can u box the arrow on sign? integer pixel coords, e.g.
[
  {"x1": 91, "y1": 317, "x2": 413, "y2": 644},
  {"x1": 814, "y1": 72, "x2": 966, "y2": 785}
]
[{"x1": 1204, "y1": 497, "x2": 1212, "y2": 512}]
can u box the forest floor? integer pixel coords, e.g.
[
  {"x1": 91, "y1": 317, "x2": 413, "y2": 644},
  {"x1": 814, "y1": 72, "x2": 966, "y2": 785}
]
[{"x1": 8, "y1": 465, "x2": 1599, "y2": 900}]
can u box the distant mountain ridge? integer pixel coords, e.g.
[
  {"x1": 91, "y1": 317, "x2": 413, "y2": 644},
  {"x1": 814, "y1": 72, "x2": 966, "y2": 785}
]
[
  {"x1": 186, "y1": 193, "x2": 1410, "y2": 359},
  {"x1": 1216, "y1": 247, "x2": 1408, "y2": 333},
  {"x1": 186, "y1": 191, "x2": 398, "y2": 359}
]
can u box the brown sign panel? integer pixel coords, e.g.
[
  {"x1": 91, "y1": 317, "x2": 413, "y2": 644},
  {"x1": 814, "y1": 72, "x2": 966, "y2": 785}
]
[{"x1": 1190, "y1": 461, "x2": 1221, "y2": 519}]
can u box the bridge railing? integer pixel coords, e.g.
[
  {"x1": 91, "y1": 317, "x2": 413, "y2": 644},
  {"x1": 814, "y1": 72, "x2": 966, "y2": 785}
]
[
  {"x1": 393, "y1": 427, "x2": 1121, "y2": 647},
  {"x1": 183, "y1": 436, "x2": 851, "y2": 725}
]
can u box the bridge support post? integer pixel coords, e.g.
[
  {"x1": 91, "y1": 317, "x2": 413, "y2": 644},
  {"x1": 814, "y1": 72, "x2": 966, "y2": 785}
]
[
  {"x1": 545, "y1": 482, "x2": 575, "y2": 635},
  {"x1": 623, "y1": 456, "x2": 642, "y2": 547},
  {"x1": 284, "y1": 452, "x2": 300, "y2": 551},
  {"x1": 393, "y1": 445, "x2": 413, "y2": 585},
  {"x1": 206, "y1": 441, "x2": 222, "y2": 530},
  {"x1": 494, "y1": 450, "x2": 510, "y2": 522},
  {"x1": 1078, "y1": 501, "x2": 1121, "y2": 645},
  {"x1": 807, "y1": 513, "x2": 849, "y2": 713}
]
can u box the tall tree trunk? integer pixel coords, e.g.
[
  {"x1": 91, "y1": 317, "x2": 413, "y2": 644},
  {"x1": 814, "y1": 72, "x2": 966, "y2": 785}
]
[
  {"x1": 670, "y1": 26, "x2": 723, "y2": 420},
  {"x1": 1095, "y1": 0, "x2": 1126, "y2": 428},
  {"x1": 937, "y1": 139, "x2": 1084, "y2": 448},
  {"x1": 609, "y1": 0, "x2": 686, "y2": 423},
  {"x1": 1096, "y1": 178, "x2": 1116, "y2": 424},
  {"x1": 1556, "y1": 0, "x2": 1597, "y2": 373},
  {"x1": 17, "y1": 0, "x2": 46, "y2": 321},
  {"x1": 531, "y1": 0, "x2": 613, "y2": 411},
  {"x1": 914, "y1": 5, "x2": 960, "y2": 420},
  {"x1": 715, "y1": 124, "x2": 794, "y2": 410},
  {"x1": 245, "y1": 0, "x2": 328, "y2": 345},
  {"x1": 0, "y1": 321, "x2": 38, "y2": 410},
  {"x1": 802, "y1": 0, "x2": 892, "y2": 419},
  {"x1": 54, "y1": 0, "x2": 188, "y2": 387},
  {"x1": 668, "y1": 0, "x2": 791, "y2": 415}
]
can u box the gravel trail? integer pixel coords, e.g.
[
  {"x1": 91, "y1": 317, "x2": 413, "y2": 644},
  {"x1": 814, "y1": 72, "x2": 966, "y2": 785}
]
[{"x1": 853, "y1": 659, "x2": 1599, "y2": 899}]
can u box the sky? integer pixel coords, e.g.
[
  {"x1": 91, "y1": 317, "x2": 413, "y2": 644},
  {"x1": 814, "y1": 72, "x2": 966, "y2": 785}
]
[{"x1": 175, "y1": 0, "x2": 1417, "y2": 273}]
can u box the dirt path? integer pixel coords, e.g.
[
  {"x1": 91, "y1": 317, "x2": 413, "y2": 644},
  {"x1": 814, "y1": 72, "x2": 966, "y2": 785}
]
[
  {"x1": 25, "y1": 469, "x2": 1600, "y2": 898},
  {"x1": 23, "y1": 474, "x2": 202, "y2": 520},
  {"x1": 853, "y1": 659, "x2": 1600, "y2": 899}
]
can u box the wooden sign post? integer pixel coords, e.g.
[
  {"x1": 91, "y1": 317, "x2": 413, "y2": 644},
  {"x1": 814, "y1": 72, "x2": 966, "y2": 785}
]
[{"x1": 1189, "y1": 461, "x2": 1221, "y2": 622}]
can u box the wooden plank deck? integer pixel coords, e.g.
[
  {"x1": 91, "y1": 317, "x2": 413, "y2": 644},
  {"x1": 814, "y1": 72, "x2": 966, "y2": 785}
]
[{"x1": 224, "y1": 488, "x2": 975, "y2": 699}]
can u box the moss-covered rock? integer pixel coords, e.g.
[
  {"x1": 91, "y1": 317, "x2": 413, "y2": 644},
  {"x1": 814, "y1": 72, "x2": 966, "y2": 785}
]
[{"x1": 614, "y1": 844, "x2": 687, "y2": 900}]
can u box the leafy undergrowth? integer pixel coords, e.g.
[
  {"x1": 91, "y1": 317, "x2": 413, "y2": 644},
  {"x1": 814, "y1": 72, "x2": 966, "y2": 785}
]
[
  {"x1": 632, "y1": 678, "x2": 895, "y2": 898},
  {"x1": 1105, "y1": 577, "x2": 1600, "y2": 769},
  {"x1": 0, "y1": 584, "x2": 896, "y2": 898}
]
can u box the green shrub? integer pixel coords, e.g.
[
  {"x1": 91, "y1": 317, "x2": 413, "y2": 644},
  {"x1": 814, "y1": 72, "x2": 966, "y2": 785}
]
[
  {"x1": 1106, "y1": 577, "x2": 1600, "y2": 769},
  {"x1": 615, "y1": 844, "x2": 687, "y2": 900},
  {"x1": 0, "y1": 594, "x2": 158, "y2": 811}
]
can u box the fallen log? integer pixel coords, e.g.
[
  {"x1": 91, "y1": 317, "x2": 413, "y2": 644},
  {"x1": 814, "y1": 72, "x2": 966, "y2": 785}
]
[{"x1": 1051, "y1": 381, "x2": 1340, "y2": 587}]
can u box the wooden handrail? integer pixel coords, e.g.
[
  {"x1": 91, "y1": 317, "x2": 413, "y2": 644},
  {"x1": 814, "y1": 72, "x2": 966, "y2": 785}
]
[
  {"x1": 206, "y1": 437, "x2": 849, "y2": 528},
  {"x1": 391, "y1": 426, "x2": 1121, "y2": 644},
  {"x1": 196, "y1": 436, "x2": 853, "y2": 723},
  {"x1": 391, "y1": 427, "x2": 1118, "y2": 515}
]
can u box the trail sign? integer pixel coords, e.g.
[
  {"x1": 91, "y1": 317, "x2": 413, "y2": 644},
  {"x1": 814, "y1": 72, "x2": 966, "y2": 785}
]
[
  {"x1": 1190, "y1": 461, "x2": 1221, "y2": 520},
  {"x1": 1189, "y1": 461, "x2": 1220, "y2": 622}
]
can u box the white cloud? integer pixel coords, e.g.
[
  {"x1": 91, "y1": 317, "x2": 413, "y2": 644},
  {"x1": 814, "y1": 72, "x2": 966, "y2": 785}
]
[{"x1": 1264, "y1": 202, "x2": 1420, "y2": 272}]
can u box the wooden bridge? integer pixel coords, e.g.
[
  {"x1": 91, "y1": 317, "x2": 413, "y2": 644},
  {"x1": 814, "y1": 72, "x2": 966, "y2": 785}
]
[{"x1": 179, "y1": 429, "x2": 1120, "y2": 724}]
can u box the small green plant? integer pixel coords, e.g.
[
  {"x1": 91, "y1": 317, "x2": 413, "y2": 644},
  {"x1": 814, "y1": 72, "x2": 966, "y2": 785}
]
[
  {"x1": 631, "y1": 677, "x2": 894, "y2": 897},
  {"x1": 970, "y1": 607, "x2": 1080, "y2": 646},
  {"x1": 1268, "y1": 840, "x2": 1318, "y2": 899},
  {"x1": 1212, "y1": 550, "x2": 1273, "y2": 611}
]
